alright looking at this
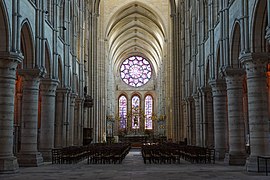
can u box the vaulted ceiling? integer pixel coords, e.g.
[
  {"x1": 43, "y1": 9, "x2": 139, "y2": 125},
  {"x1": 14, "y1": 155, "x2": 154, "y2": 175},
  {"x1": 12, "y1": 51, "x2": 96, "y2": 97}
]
[{"x1": 105, "y1": 2, "x2": 167, "y2": 74}]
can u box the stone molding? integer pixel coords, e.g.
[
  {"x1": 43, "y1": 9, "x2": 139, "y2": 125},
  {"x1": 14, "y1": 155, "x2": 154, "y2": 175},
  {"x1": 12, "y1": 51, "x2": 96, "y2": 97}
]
[
  {"x1": 0, "y1": 52, "x2": 23, "y2": 79},
  {"x1": 18, "y1": 68, "x2": 45, "y2": 81},
  {"x1": 239, "y1": 52, "x2": 269, "y2": 78},
  {"x1": 221, "y1": 67, "x2": 245, "y2": 89},
  {"x1": 40, "y1": 79, "x2": 59, "y2": 96},
  {"x1": 209, "y1": 79, "x2": 227, "y2": 97}
]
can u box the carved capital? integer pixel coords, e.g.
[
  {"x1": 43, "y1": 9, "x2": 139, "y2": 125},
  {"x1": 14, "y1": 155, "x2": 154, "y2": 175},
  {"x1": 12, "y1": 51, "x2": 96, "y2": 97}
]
[
  {"x1": 56, "y1": 87, "x2": 71, "y2": 95},
  {"x1": 0, "y1": 52, "x2": 23, "y2": 79},
  {"x1": 239, "y1": 52, "x2": 269, "y2": 78},
  {"x1": 209, "y1": 79, "x2": 227, "y2": 97},
  {"x1": 40, "y1": 79, "x2": 59, "y2": 96},
  {"x1": 18, "y1": 68, "x2": 45, "y2": 80}
]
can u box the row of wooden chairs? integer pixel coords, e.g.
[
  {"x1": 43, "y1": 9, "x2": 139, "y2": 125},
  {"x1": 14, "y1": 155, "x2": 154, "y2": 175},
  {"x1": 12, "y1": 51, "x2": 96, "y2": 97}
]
[
  {"x1": 180, "y1": 145, "x2": 215, "y2": 164},
  {"x1": 87, "y1": 143, "x2": 131, "y2": 164},
  {"x1": 141, "y1": 143, "x2": 181, "y2": 164},
  {"x1": 52, "y1": 143, "x2": 131, "y2": 164},
  {"x1": 141, "y1": 143, "x2": 215, "y2": 164}
]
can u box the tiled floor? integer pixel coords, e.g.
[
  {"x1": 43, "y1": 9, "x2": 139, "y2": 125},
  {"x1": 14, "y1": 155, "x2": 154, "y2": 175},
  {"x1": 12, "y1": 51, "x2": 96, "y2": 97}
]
[{"x1": 0, "y1": 149, "x2": 268, "y2": 180}]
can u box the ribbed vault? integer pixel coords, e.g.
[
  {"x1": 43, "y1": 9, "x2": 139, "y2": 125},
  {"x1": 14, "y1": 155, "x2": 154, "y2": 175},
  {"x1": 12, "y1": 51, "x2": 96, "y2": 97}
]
[{"x1": 106, "y1": 2, "x2": 166, "y2": 74}]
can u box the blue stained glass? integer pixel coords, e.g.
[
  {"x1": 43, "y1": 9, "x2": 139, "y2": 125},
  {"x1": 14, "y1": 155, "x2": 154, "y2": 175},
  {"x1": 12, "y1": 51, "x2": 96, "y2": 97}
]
[
  {"x1": 145, "y1": 95, "x2": 153, "y2": 129},
  {"x1": 120, "y1": 55, "x2": 152, "y2": 87},
  {"x1": 119, "y1": 95, "x2": 127, "y2": 129},
  {"x1": 132, "y1": 96, "x2": 140, "y2": 129}
]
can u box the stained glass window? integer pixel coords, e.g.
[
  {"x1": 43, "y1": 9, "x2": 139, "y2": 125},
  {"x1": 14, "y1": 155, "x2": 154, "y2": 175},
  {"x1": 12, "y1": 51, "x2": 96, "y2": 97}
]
[
  {"x1": 120, "y1": 56, "x2": 152, "y2": 87},
  {"x1": 145, "y1": 95, "x2": 153, "y2": 129},
  {"x1": 132, "y1": 95, "x2": 140, "y2": 129},
  {"x1": 119, "y1": 95, "x2": 127, "y2": 129}
]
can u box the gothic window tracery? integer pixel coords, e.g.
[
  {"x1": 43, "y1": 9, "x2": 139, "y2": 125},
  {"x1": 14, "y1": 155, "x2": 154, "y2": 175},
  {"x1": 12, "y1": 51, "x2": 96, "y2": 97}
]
[
  {"x1": 145, "y1": 95, "x2": 153, "y2": 130},
  {"x1": 132, "y1": 95, "x2": 140, "y2": 129},
  {"x1": 120, "y1": 56, "x2": 152, "y2": 87},
  {"x1": 119, "y1": 95, "x2": 127, "y2": 129}
]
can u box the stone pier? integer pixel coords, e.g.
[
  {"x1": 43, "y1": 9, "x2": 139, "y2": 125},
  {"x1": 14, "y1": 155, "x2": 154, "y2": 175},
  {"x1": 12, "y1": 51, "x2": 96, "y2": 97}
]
[
  {"x1": 240, "y1": 53, "x2": 270, "y2": 172},
  {"x1": 223, "y1": 67, "x2": 246, "y2": 165},
  {"x1": 209, "y1": 79, "x2": 228, "y2": 160},
  {"x1": 39, "y1": 79, "x2": 58, "y2": 161},
  {"x1": 0, "y1": 52, "x2": 22, "y2": 173},
  {"x1": 17, "y1": 68, "x2": 44, "y2": 167}
]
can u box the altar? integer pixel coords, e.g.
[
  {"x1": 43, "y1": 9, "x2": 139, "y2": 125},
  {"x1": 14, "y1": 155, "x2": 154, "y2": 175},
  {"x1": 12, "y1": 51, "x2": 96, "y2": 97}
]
[{"x1": 120, "y1": 134, "x2": 148, "y2": 147}]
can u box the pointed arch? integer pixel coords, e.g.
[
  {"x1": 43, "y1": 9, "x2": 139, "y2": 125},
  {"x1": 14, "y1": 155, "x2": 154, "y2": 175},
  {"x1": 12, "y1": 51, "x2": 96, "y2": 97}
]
[
  {"x1": 214, "y1": 43, "x2": 221, "y2": 79},
  {"x1": 44, "y1": 41, "x2": 52, "y2": 78},
  {"x1": 58, "y1": 56, "x2": 63, "y2": 87},
  {"x1": 20, "y1": 20, "x2": 35, "y2": 69},
  {"x1": 118, "y1": 94, "x2": 128, "y2": 129},
  {"x1": 251, "y1": 0, "x2": 267, "y2": 52},
  {"x1": 131, "y1": 94, "x2": 141, "y2": 129},
  {"x1": 144, "y1": 94, "x2": 153, "y2": 130},
  {"x1": 230, "y1": 21, "x2": 241, "y2": 68},
  {"x1": 0, "y1": 1, "x2": 10, "y2": 52},
  {"x1": 59, "y1": 0, "x2": 65, "y2": 39}
]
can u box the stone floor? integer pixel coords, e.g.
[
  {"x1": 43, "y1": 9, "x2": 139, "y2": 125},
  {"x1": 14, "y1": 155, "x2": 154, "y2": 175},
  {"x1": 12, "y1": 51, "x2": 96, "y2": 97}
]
[{"x1": 0, "y1": 149, "x2": 269, "y2": 180}]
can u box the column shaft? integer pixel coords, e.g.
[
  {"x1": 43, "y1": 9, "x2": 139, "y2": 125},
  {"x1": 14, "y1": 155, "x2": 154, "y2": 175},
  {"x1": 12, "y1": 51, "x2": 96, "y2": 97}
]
[
  {"x1": 0, "y1": 53, "x2": 22, "y2": 173},
  {"x1": 224, "y1": 68, "x2": 246, "y2": 165},
  {"x1": 39, "y1": 79, "x2": 58, "y2": 161},
  {"x1": 241, "y1": 53, "x2": 270, "y2": 172},
  {"x1": 17, "y1": 68, "x2": 44, "y2": 167},
  {"x1": 68, "y1": 93, "x2": 76, "y2": 146},
  {"x1": 209, "y1": 79, "x2": 228, "y2": 159},
  {"x1": 193, "y1": 94, "x2": 201, "y2": 146}
]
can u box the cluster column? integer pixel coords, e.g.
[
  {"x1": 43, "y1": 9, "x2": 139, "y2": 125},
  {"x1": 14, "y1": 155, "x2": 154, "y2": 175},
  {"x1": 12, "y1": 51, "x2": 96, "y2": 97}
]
[
  {"x1": 39, "y1": 79, "x2": 59, "y2": 161},
  {"x1": 209, "y1": 79, "x2": 228, "y2": 159},
  {"x1": 0, "y1": 53, "x2": 22, "y2": 173},
  {"x1": 17, "y1": 68, "x2": 44, "y2": 167},
  {"x1": 240, "y1": 53, "x2": 270, "y2": 172},
  {"x1": 223, "y1": 67, "x2": 246, "y2": 165}
]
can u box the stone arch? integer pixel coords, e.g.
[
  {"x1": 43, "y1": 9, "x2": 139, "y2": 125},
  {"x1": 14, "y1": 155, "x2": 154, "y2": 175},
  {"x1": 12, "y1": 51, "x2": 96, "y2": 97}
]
[
  {"x1": 215, "y1": 43, "x2": 221, "y2": 79},
  {"x1": 205, "y1": 57, "x2": 211, "y2": 85},
  {"x1": 74, "y1": 75, "x2": 79, "y2": 94},
  {"x1": 58, "y1": 56, "x2": 63, "y2": 87},
  {"x1": 230, "y1": 21, "x2": 241, "y2": 68},
  {"x1": 44, "y1": 41, "x2": 52, "y2": 78},
  {"x1": 250, "y1": 0, "x2": 267, "y2": 52},
  {"x1": 20, "y1": 20, "x2": 35, "y2": 69},
  {"x1": 0, "y1": 0, "x2": 10, "y2": 52},
  {"x1": 106, "y1": 1, "x2": 167, "y2": 73}
]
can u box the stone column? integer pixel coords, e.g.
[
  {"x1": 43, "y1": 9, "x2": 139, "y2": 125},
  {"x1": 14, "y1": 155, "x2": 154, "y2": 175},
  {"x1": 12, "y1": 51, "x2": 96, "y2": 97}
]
[
  {"x1": 0, "y1": 52, "x2": 22, "y2": 173},
  {"x1": 39, "y1": 79, "x2": 58, "y2": 161},
  {"x1": 181, "y1": 99, "x2": 188, "y2": 141},
  {"x1": 209, "y1": 79, "x2": 228, "y2": 159},
  {"x1": 68, "y1": 93, "x2": 76, "y2": 146},
  {"x1": 74, "y1": 98, "x2": 83, "y2": 146},
  {"x1": 55, "y1": 88, "x2": 70, "y2": 148},
  {"x1": 17, "y1": 68, "x2": 44, "y2": 167},
  {"x1": 185, "y1": 98, "x2": 191, "y2": 145},
  {"x1": 205, "y1": 89, "x2": 214, "y2": 148},
  {"x1": 240, "y1": 53, "x2": 270, "y2": 172},
  {"x1": 199, "y1": 87, "x2": 207, "y2": 147},
  {"x1": 223, "y1": 67, "x2": 246, "y2": 165},
  {"x1": 193, "y1": 93, "x2": 201, "y2": 146}
]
